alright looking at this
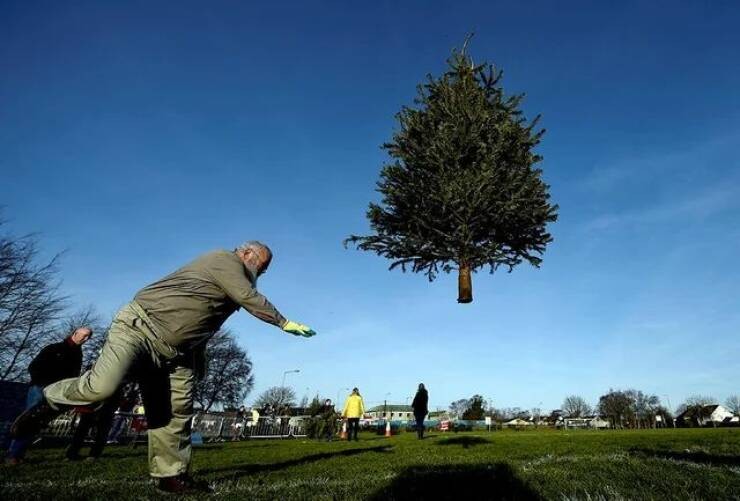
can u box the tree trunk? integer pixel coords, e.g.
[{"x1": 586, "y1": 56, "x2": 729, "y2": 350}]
[{"x1": 457, "y1": 263, "x2": 473, "y2": 303}]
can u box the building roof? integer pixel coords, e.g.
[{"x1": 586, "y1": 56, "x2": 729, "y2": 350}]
[
  {"x1": 677, "y1": 404, "x2": 720, "y2": 420},
  {"x1": 504, "y1": 418, "x2": 531, "y2": 425},
  {"x1": 367, "y1": 404, "x2": 413, "y2": 412}
]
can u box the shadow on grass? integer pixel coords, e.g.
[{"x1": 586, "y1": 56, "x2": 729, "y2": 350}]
[
  {"x1": 436, "y1": 436, "x2": 492, "y2": 449},
  {"x1": 199, "y1": 445, "x2": 394, "y2": 481},
  {"x1": 630, "y1": 448, "x2": 740, "y2": 467},
  {"x1": 367, "y1": 463, "x2": 542, "y2": 501}
]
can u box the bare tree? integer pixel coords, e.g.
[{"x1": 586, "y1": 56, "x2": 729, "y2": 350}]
[
  {"x1": 628, "y1": 390, "x2": 660, "y2": 429},
  {"x1": 531, "y1": 407, "x2": 542, "y2": 425},
  {"x1": 684, "y1": 394, "x2": 716, "y2": 407},
  {"x1": 725, "y1": 395, "x2": 740, "y2": 415},
  {"x1": 562, "y1": 395, "x2": 591, "y2": 418},
  {"x1": 449, "y1": 399, "x2": 470, "y2": 420},
  {"x1": 0, "y1": 219, "x2": 67, "y2": 381},
  {"x1": 193, "y1": 329, "x2": 254, "y2": 412},
  {"x1": 254, "y1": 386, "x2": 296, "y2": 415},
  {"x1": 676, "y1": 394, "x2": 717, "y2": 416}
]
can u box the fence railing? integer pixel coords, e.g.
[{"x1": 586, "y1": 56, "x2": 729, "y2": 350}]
[{"x1": 40, "y1": 411, "x2": 307, "y2": 443}]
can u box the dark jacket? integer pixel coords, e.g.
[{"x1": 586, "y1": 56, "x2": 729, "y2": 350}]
[
  {"x1": 412, "y1": 389, "x2": 429, "y2": 416},
  {"x1": 321, "y1": 404, "x2": 338, "y2": 432},
  {"x1": 28, "y1": 338, "x2": 82, "y2": 387}
]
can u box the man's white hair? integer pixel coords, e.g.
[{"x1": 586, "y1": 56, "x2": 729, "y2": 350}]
[{"x1": 236, "y1": 241, "x2": 272, "y2": 258}]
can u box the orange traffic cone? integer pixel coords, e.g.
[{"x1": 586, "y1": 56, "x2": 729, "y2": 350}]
[
  {"x1": 384, "y1": 420, "x2": 391, "y2": 437},
  {"x1": 340, "y1": 420, "x2": 348, "y2": 440}
]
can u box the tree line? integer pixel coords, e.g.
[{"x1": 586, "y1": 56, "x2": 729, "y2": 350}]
[{"x1": 447, "y1": 390, "x2": 740, "y2": 428}]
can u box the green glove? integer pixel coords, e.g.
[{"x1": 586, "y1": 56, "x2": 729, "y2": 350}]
[{"x1": 282, "y1": 320, "x2": 316, "y2": 338}]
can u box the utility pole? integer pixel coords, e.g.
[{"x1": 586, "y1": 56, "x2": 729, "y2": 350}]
[
  {"x1": 663, "y1": 394, "x2": 675, "y2": 428},
  {"x1": 281, "y1": 369, "x2": 300, "y2": 388},
  {"x1": 280, "y1": 369, "x2": 300, "y2": 412}
]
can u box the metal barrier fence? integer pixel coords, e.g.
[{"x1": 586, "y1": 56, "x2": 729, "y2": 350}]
[
  {"x1": 41, "y1": 410, "x2": 148, "y2": 443},
  {"x1": 40, "y1": 411, "x2": 307, "y2": 443},
  {"x1": 193, "y1": 415, "x2": 307, "y2": 441}
]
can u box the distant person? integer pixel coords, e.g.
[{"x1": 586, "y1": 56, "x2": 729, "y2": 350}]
[
  {"x1": 320, "y1": 399, "x2": 338, "y2": 441},
  {"x1": 411, "y1": 383, "x2": 429, "y2": 439},
  {"x1": 236, "y1": 405, "x2": 247, "y2": 422},
  {"x1": 10, "y1": 243, "x2": 316, "y2": 494},
  {"x1": 250, "y1": 407, "x2": 260, "y2": 433},
  {"x1": 342, "y1": 388, "x2": 365, "y2": 441},
  {"x1": 233, "y1": 405, "x2": 247, "y2": 440},
  {"x1": 106, "y1": 383, "x2": 139, "y2": 444},
  {"x1": 5, "y1": 327, "x2": 93, "y2": 464}
]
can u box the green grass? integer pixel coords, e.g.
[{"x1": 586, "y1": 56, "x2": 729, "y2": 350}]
[{"x1": 2, "y1": 428, "x2": 739, "y2": 500}]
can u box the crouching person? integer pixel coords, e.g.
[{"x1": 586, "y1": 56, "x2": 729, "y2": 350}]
[{"x1": 5, "y1": 327, "x2": 92, "y2": 464}]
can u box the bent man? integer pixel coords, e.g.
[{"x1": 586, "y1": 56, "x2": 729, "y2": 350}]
[{"x1": 12, "y1": 242, "x2": 315, "y2": 493}]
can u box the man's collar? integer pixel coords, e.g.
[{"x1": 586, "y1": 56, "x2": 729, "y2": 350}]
[
  {"x1": 64, "y1": 336, "x2": 76, "y2": 347},
  {"x1": 242, "y1": 262, "x2": 259, "y2": 285}
]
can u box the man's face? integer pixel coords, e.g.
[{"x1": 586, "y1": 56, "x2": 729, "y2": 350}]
[
  {"x1": 241, "y1": 247, "x2": 271, "y2": 277},
  {"x1": 71, "y1": 328, "x2": 92, "y2": 345}
]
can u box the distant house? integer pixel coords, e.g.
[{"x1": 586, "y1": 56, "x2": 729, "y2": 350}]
[
  {"x1": 427, "y1": 411, "x2": 448, "y2": 420},
  {"x1": 503, "y1": 418, "x2": 532, "y2": 428},
  {"x1": 545, "y1": 410, "x2": 565, "y2": 427},
  {"x1": 563, "y1": 416, "x2": 610, "y2": 429},
  {"x1": 676, "y1": 404, "x2": 737, "y2": 427},
  {"x1": 366, "y1": 404, "x2": 414, "y2": 421}
]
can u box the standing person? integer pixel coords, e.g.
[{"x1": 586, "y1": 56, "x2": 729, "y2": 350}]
[
  {"x1": 342, "y1": 388, "x2": 365, "y2": 441},
  {"x1": 5, "y1": 327, "x2": 93, "y2": 464},
  {"x1": 320, "y1": 399, "x2": 337, "y2": 441},
  {"x1": 233, "y1": 405, "x2": 247, "y2": 440},
  {"x1": 11, "y1": 243, "x2": 316, "y2": 494},
  {"x1": 411, "y1": 383, "x2": 429, "y2": 439},
  {"x1": 249, "y1": 407, "x2": 260, "y2": 435},
  {"x1": 106, "y1": 383, "x2": 139, "y2": 444}
]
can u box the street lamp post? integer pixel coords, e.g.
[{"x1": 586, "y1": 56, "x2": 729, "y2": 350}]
[
  {"x1": 280, "y1": 369, "x2": 300, "y2": 412},
  {"x1": 281, "y1": 369, "x2": 300, "y2": 388},
  {"x1": 663, "y1": 394, "x2": 675, "y2": 428}
]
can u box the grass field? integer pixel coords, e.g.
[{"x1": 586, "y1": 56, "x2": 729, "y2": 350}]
[{"x1": 1, "y1": 428, "x2": 739, "y2": 500}]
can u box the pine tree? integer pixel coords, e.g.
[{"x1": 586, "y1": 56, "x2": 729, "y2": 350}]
[{"x1": 345, "y1": 37, "x2": 558, "y2": 303}]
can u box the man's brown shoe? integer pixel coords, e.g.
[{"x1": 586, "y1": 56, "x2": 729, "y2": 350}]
[
  {"x1": 156, "y1": 474, "x2": 212, "y2": 494},
  {"x1": 10, "y1": 399, "x2": 61, "y2": 438}
]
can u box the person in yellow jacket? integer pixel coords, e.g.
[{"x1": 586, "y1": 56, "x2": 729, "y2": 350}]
[{"x1": 341, "y1": 388, "x2": 365, "y2": 441}]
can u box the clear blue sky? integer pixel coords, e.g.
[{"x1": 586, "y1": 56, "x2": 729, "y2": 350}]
[{"x1": 1, "y1": 0, "x2": 738, "y2": 413}]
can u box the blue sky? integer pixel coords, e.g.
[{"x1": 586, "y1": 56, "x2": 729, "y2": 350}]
[{"x1": 1, "y1": 0, "x2": 738, "y2": 413}]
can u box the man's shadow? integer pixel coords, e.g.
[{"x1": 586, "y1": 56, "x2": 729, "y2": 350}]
[
  {"x1": 198, "y1": 445, "x2": 394, "y2": 481},
  {"x1": 367, "y1": 463, "x2": 542, "y2": 500},
  {"x1": 436, "y1": 436, "x2": 492, "y2": 449},
  {"x1": 368, "y1": 463, "x2": 543, "y2": 501}
]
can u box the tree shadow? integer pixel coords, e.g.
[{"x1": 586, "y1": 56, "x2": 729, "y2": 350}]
[
  {"x1": 367, "y1": 463, "x2": 542, "y2": 500},
  {"x1": 199, "y1": 445, "x2": 394, "y2": 481},
  {"x1": 436, "y1": 436, "x2": 491, "y2": 449},
  {"x1": 629, "y1": 448, "x2": 740, "y2": 467}
]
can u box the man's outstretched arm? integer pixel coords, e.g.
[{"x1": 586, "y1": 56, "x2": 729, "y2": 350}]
[{"x1": 209, "y1": 259, "x2": 316, "y2": 336}]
